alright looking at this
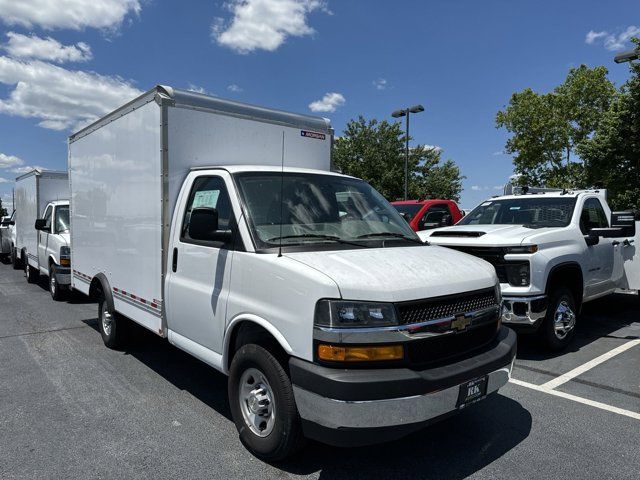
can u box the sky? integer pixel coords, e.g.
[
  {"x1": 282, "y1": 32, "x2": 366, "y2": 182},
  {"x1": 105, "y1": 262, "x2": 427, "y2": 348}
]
[{"x1": 0, "y1": 0, "x2": 638, "y2": 211}]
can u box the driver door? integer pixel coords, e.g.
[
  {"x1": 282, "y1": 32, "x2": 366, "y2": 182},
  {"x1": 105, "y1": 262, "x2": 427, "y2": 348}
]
[
  {"x1": 37, "y1": 205, "x2": 53, "y2": 270},
  {"x1": 580, "y1": 198, "x2": 614, "y2": 297}
]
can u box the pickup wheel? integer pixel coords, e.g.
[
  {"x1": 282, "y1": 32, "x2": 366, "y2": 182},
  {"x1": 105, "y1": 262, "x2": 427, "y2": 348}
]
[
  {"x1": 49, "y1": 265, "x2": 66, "y2": 301},
  {"x1": 540, "y1": 286, "x2": 577, "y2": 351},
  {"x1": 228, "y1": 344, "x2": 304, "y2": 461},
  {"x1": 97, "y1": 296, "x2": 127, "y2": 348}
]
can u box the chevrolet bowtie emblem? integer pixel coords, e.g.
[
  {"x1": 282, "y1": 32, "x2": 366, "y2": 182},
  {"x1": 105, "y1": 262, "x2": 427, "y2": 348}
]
[{"x1": 451, "y1": 314, "x2": 471, "y2": 331}]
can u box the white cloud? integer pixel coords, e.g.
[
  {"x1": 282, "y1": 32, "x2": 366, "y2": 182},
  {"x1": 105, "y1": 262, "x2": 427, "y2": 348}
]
[
  {"x1": 227, "y1": 83, "x2": 243, "y2": 92},
  {"x1": 3, "y1": 32, "x2": 92, "y2": 63},
  {"x1": 10, "y1": 165, "x2": 46, "y2": 174},
  {"x1": 585, "y1": 26, "x2": 640, "y2": 51},
  {"x1": 0, "y1": 177, "x2": 10, "y2": 183},
  {"x1": 212, "y1": 0, "x2": 326, "y2": 54},
  {"x1": 308, "y1": 92, "x2": 345, "y2": 113},
  {"x1": 187, "y1": 83, "x2": 207, "y2": 94},
  {"x1": 0, "y1": 0, "x2": 141, "y2": 31},
  {"x1": 492, "y1": 150, "x2": 506, "y2": 156},
  {"x1": 372, "y1": 78, "x2": 387, "y2": 90},
  {"x1": 0, "y1": 56, "x2": 141, "y2": 131},
  {"x1": 422, "y1": 144, "x2": 442, "y2": 152},
  {"x1": 0, "y1": 153, "x2": 24, "y2": 168},
  {"x1": 470, "y1": 185, "x2": 504, "y2": 191}
]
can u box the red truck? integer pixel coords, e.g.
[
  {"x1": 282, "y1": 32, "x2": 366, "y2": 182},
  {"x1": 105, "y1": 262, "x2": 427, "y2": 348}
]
[{"x1": 391, "y1": 199, "x2": 463, "y2": 232}]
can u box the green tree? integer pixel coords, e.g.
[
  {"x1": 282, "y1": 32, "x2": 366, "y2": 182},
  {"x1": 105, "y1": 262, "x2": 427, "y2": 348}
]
[
  {"x1": 0, "y1": 197, "x2": 7, "y2": 217},
  {"x1": 579, "y1": 40, "x2": 640, "y2": 210},
  {"x1": 333, "y1": 116, "x2": 464, "y2": 201},
  {"x1": 496, "y1": 65, "x2": 617, "y2": 188}
]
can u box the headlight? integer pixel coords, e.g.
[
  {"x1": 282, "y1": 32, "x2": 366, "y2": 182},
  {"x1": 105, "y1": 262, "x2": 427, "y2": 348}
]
[
  {"x1": 505, "y1": 245, "x2": 537, "y2": 254},
  {"x1": 505, "y1": 261, "x2": 530, "y2": 286},
  {"x1": 314, "y1": 299, "x2": 398, "y2": 328},
  {"x1": 60, "y1": 246, "x2": 70, "y2": 258}
]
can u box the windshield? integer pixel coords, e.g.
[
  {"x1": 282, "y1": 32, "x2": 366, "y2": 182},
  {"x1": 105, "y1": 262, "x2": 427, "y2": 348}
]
[
  {"x1": 55, "y1": 206, "x2": 70, "y2": 234},
  {"x1": 392, "y1": 203, "x2": 422, "y2": 221},
  {"x1": 458, "y1": 197, "x2": 577, "y2": 228},
  {"x1": 235, "y1": 172, "x2": 420, "y2": 250}
]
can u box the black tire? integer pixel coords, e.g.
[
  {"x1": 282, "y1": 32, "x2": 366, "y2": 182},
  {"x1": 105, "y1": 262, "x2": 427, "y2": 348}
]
[
  {"x1": 49, "y1": 264, "x2": 66, "y2": 301},
  {"x1": 97, "y1": 293, "x2": 128, "y2": 348},
  {"x1": 228, "y1": 344, "x2": 305, "y2": 461},
  {"x1": 24, "y1": 255, "x2": 39, "y2": 283},
  {"x1": 539, "y1": 286, "x2": 577, "y2": 351},
  {"x1": 11, "y1": 247, "x2": 21, "y2": 270}
]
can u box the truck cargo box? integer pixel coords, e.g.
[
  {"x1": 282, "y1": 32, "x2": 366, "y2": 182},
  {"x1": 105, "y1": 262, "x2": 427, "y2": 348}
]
[{"x1": 68, "y1": 85, "x2": 333, "y2": 335}]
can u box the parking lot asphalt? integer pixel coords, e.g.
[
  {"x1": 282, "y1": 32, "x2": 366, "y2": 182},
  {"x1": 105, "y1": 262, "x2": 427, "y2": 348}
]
[{"x1": 1, "y1": 259, "x2": 639, "y2": 480}]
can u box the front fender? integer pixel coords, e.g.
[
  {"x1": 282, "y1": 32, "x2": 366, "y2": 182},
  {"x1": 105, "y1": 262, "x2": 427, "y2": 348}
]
[{"x1": 222, "y1": 313, "x2": 293, "y2": 375}]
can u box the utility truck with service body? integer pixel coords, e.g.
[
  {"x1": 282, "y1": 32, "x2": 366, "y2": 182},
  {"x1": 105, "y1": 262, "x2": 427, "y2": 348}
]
[
  {"x1": 69, "y1": 86, "x2": 516, "y2": 460},
  {"x1": 14, "y1": 170, "x2": 70, "y2": 296},
  {"x1": 420, "y1": 188, "x2": 639, "y2": 350}
]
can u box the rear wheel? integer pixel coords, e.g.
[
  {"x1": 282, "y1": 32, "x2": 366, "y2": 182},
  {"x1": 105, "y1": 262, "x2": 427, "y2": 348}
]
[
  {"x1": 228, "y1": 344, "x2": 305, "y2": 461},
  {"x1": 24, "y1": 255, "x2": 39, "y2": 283},
  {"x1": 97, "y1": 293, "x2": 128, "y2": 348},
  {"x1": 540, "y1": 286, "x2": 577, "y2": 351}
]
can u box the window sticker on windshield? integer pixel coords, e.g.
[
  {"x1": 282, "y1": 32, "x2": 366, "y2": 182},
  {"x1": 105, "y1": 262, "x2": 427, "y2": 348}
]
[
  {"x1": 193, "y1": 190, "x2": 220, "y2": 209},
  {"x1": 481, "y1": 202, "x2": 492, "y2": 206},
  {"x1": 510, "y1": 206, "x2": 521, "y2": 210}
]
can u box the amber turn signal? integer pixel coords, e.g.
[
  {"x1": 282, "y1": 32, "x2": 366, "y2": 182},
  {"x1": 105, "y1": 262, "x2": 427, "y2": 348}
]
[
  {"x1": 60, "y1": 258, "x2": 70, "y2": 267},
  {"x1": 318, "y1": 344, "x2": 404, "y2": 362}
]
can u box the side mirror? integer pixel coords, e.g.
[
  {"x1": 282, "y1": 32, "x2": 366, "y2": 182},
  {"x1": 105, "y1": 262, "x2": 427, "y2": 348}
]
[
  {"x1": 440, "y1": 214, "x2": 452, "y2": 227},
  {"x1": 584, "y1": 232, "x2": 599, "y2": 246},
  {"x1": 34, "y1": 219, "x2": 48, "y2": 231},
  {"x1": 188, "y1": 207, "x2": 233, "y2": 244},
  {"x1": 590, "y1": 227, "x2": 628, "y2": 238},
  {"x1": 610, "y1": 211, "x2": 637, "y2": 237},
  {"x1": 0, "y1": 220, "x2": 14, "y2": 226}
]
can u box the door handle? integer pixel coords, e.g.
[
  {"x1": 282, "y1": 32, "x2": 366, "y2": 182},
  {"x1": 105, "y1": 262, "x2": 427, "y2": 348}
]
[
  {"x1": 172, "y1": 247, "x2": 178, "y2": 272},
  {"x1": 623, "y1": 239, "x2": 634, "y2": 247},
  {"x1": 612, "y1": 240, "x2": 620, "y2": 246}
]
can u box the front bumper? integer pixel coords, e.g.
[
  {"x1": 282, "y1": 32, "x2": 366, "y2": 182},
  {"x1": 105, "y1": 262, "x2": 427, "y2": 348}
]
[
  {"x1": 502, "y1": 295, "x2": 547, "y2": 327},
  {"x1": 55, "y1": 266, "x2": 71, "y2": 286},
  {"x1": 290, "y1": 326, "x2": 516, "y2": 446}
]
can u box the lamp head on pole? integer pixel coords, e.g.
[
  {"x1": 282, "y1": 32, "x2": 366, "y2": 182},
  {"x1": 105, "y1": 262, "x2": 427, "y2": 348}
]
[
  {"x1": 391, "y1": 109, "x2": 406, "y2": 118},
  {"x1": 409, "y1": 104, "x2": 425, "y2": 114},
  {"x1": 614, "y1": 49, "x2": 640, "y2": 63}
]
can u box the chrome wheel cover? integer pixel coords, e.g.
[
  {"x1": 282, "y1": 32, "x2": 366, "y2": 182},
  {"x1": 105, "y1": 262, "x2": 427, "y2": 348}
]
[
  {"x1": 238, "y1": 368, "x2": 276, "y2": 437},
  {"x1": 50, "y1": 274, "x2": 56, "y2": 295},
  {"x1": 101, "y1": 303, "x2": 113, "y2": 337},
  {"x1": 553, "y1": 300, "x2": 576, "y2": 340}
]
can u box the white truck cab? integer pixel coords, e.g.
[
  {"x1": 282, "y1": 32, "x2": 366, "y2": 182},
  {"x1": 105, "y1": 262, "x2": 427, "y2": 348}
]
[
  {"x1": 34, "y1": 200, "x2": 71, "y2": 300},
  {"x1": 421, "y1": 189, "x2": 639, "y2": 349},
  {"x1": 69, "y1": 86, "x2": 516, "y2": 460}
]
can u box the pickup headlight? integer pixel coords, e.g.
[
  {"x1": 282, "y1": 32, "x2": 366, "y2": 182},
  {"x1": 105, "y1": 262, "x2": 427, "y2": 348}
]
[
  {"x1": 505, "y1": 262, "x2": 530, "y2": 286},
  {"x1": 505, "y1": 245, "x2": 538, "y2": 254},
  {"x1": 314, "y1": 299, "x2": 398, "y2": 328}
]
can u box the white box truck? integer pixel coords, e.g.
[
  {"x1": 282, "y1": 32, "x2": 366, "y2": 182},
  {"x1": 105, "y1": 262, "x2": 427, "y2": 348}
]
[
  {"x1": 14, "y1": 170, "x2": 69, "y2": 289},
  {"x1": 69, "y1": 86, "x2": 516, "y2": 460}
]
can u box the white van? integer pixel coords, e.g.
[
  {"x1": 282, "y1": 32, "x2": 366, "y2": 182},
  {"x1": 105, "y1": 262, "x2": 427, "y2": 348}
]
[
  {"x1": 69, "y1": 86, "x2": 516, "y2": 460},
  {"x1": 14, "y1": 170, "x2": 69, "y2": 294}
]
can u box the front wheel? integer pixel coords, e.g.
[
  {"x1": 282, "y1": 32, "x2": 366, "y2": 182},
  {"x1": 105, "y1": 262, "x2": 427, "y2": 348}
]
[
  {"x1": 49, "y1": 265, "x2": 66, "y2": 301},
  {"x1": 539, "y1": 286, "x2": 577, "y2": 351},
  {"x1": 24, "y1": 256, "x2": 38, "y2": 283},
  {"x1": 11, "y1": 247, "x2": 21, "y2": 270},
  {"x1": 98, "y1": 295, "x2": 128, "y2": 348},
  {"x1": 228, "y1": 344, "x2": 305, "y2": 461}
]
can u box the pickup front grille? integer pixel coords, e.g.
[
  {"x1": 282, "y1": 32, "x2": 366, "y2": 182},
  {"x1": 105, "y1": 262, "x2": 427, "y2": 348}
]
[
  {"x1": 397, "y1": 287, "x2": 498, "y2": 325},
  {"x1": 445, "y1": 246, "x2": 509, "y2": 283}
]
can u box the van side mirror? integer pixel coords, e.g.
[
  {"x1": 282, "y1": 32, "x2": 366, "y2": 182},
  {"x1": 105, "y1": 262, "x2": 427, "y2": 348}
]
[
  {"x1": 1, "y1": 220, "x2": 14, "y2": 226},
  {"x1": 188, "y1": 207, "x2": 219, "y2": 240},
  {"x1": 35, "y1": 219, "x2": 48, "y2": 231}
]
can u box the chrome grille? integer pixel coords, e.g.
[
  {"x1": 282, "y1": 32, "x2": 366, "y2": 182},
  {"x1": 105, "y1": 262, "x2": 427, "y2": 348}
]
[{"x1": 397, "y1": 287, "x2": 498, "y2": 325}]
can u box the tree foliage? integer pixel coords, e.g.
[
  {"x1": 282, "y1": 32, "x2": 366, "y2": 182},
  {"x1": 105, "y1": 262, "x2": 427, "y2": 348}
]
[
  {"x1": 0, "y1": 198, "x2": 7, "y2": 217},
  {"x1": 332, "y1": 116, "x2": 465, "y2": 202},
  {"x1": 579, "y1": 40, "x2": 640, "y2": 210},
  {"x1": 496, "y1": 65, "x2": 616, "y2": 188}
]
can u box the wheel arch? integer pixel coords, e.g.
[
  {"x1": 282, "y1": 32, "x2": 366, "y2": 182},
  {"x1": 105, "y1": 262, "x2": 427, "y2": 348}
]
[
  {"x1": 546, "y1": 261, "x2": 584, "y2": 309},
  {"x1": 223, "y1": 315, "x2": 293, "y2": 374},
  {"x1": 89, "y1": 273, "x2": 115, "y2": 312}
]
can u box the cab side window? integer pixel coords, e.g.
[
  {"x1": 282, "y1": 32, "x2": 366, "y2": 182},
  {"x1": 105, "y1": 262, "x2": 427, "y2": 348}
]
[
  {"x1": 579, "y1": 198, "x2": 608, "y2": 234},
  {"x1": 419, "y1": 205, "x2": 453, "y2": 230},
  {"x1": 181, "y1": 176, "x2": 236, "y2": 248},
  {"x1": 42, "y1": 206, "x2": 53, "y2": 232}
]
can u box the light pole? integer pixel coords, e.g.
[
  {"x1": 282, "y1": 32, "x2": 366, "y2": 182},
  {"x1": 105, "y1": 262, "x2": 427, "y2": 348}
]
[
  {"x1": 614, "y1": 49, "x2": 639, "y2": 63},
  {"x1": 392, "y1": 105, "x2": 424, "y2": 200}
]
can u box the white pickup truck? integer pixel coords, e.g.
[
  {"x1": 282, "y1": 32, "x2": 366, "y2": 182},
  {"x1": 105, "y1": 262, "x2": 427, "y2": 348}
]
[
  {"x1": 68, "y1": 86, "x2": 516, "y2": 460},
  {"x1": 420, "y1": 189, "x2": 639, "y2": 350}
]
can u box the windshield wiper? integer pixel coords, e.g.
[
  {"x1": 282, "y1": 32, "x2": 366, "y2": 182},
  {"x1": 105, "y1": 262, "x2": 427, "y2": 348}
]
[
  {"x1": 266, "y1": 233, "x2": 370, "y2": 248},
  {"x1": 356, "y1": 232, "x2": 426, "y2": 245}
]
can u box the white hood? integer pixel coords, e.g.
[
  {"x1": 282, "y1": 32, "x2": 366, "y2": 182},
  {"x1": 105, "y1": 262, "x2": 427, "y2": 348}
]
[
  {"x1": 285, "y1": 245, "x2": 497, "y2": 302},
  {"x1": 419, "y1": 224, "x2": 549, "y2": 247}
]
